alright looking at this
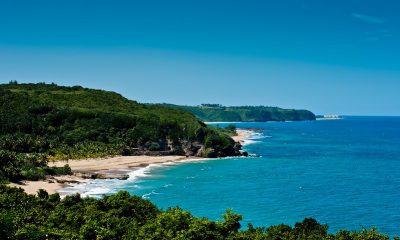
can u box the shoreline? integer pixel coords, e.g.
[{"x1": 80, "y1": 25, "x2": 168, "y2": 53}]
[
  {"x1": 232, "y1": 129, "x2": 254, "y2": 146},
  {"x1": 9, "y1": 129, "x2": 254, "y2": 196}
]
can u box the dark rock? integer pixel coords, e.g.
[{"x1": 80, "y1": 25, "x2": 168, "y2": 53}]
[{"x1": 91, "y1": 173, "x2": 129, "y2": 180}]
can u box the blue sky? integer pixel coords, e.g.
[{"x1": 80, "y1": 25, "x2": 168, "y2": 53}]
[{"x1": 0, "y1": 0, "x2": 399, "y2": 115}]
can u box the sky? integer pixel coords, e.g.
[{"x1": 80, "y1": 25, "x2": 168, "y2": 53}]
[{"x1": 0, "y1": 0, "x2": 399, "y2": 115}]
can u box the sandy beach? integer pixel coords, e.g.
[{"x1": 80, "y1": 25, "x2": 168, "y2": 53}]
[
  {"x1": 9, "y1": 180, "x2": 65, "y2": 195},
  {"x1": 51, "y1": 155, "x2": 193, "y2": 173},
  {"x1": 9, "y1": 129, "x2": 253, "y2": 196},
  {"x1": 232, "y1": 129, "x2": 254, "y2": 145},
  {"x1": 8, "y1": 156, "x2": 197, "y2": 195}
]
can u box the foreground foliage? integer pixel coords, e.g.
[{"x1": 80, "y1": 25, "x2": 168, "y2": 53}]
[
  {"x1": 0, "y1": 185, "x2": 396, "y2": 240},
  {"x1": 0, "y1": 83, "x2": 239, "y2": 181}
]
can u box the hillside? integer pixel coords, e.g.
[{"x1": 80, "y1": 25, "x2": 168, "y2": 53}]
[
  {"x1": 0, "y1": 83, "x2": 240, "y2": 181},
  {"x1": 157, "y1": 104, "x2": 316, "y2": 122}
]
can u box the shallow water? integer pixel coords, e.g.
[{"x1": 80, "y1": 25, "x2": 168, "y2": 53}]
[{"x1": 65, "y1": 117, "x2": 400, "y2": 236}]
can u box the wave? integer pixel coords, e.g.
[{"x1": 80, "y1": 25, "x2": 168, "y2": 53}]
[
  {"x1": 242, "y1": 139, "x2": 259, "y2": 146},
  {"x1": 58, "y1": 179, "x2": 122, "y2": 198},
  {"x1": 128, "y1": 164, "x2": 162, "y2": 181},
  {"x1": 142, "y1": 190, "x2": 161, "y2": 199},
  {"x1": 250, "y1": 132, "x2": 270, "y2": 139},
  {"x1": 204, "y1": 121, "x2": 242, "y2": 124},
  {"x1": 58, "y1": 160, "x2": 189, "y2": 198},
  {"x1": 58, "y1": 128, "x2": 266, "y2": 198},
  {"x1": 242, "y1": 131, "x2": 270, "y2": 146}
]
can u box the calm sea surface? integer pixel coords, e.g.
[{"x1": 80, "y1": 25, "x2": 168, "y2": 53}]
[{"x1": 80, "y1": 117, "x2": 400, "y2": 235}]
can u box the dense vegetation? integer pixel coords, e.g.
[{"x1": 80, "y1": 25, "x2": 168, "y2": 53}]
[
  {"x1": 0, "y1": 185, "x2": 396, "y2": 240},
  {"x1": 0, "y1": 83, "x2": 394, "y2": 239},
  {"x1": 157, "y1": 104, "x2": 316, "y2": 122},
  {"x1": 0, "y1": 82, "x2": 239, "y2": 181},
  {"x1": 0, "y1": 150, "x2": 72, "y2": 182}
]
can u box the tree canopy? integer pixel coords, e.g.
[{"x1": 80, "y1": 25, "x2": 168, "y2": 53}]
[
  {"x1": 0, "y1": 185, "x2": 396, "y2": 240},
  {"x1": 0, "y1": 83, "x2": 239, "y2": 181}
]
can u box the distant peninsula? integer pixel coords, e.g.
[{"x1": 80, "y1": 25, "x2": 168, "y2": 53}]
[{"x1": 156, "y1": 104, "x2": 316, "y2": 122}]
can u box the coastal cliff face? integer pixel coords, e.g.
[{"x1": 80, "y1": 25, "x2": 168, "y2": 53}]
[
  {"x1": 0, "y1": 83, "x2": 240, "y2": 181},
  {"x1": 156, "y1": 104, "x2": 316, "y2": 122}
]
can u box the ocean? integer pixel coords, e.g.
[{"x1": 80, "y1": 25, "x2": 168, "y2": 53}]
[{"x1": 64, "y1": 116, "x2": 400, "y2": 236}]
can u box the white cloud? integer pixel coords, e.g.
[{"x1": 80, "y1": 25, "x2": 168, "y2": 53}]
[{"x1": 352, "y1": 13, "x2": 385, "y2": 24}]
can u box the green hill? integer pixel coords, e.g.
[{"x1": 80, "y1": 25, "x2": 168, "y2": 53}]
[
  {"x1": 156, "y1": 104, "x2": 316, "y2": 122},
  {"x1": 0, "y1": 83, "x2": 240, "y2": 181}
]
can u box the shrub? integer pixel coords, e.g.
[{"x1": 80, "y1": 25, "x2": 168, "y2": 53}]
[{"x1": 20, "y1": 168, "x2": 46, "y2": 181}]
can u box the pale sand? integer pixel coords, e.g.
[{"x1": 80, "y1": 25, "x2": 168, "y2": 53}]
[
  {"x1": 232, "y1": 129, "x2": 253, "y2": 145},
  {"x1": 8, "y1": 156, "x2": 191, "y2": 196},
  {"x1": 8, "y1": 129, "x2": 253, "y2": 196},
  {"x1": 9, "y1": 181, "x2": 64, "y2": 195},
  {"x1": 8, "y1": 175, "x2": 88, "y2": 195},
  {"x1": 50, "y1": 155, "x2": 192, "y2": 173}
]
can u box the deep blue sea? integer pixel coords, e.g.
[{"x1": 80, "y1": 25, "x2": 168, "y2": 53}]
[{"x1": 70, "y1": 117, "x2": 400, "y2": 236}]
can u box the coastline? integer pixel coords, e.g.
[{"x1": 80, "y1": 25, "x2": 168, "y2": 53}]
[
  {"x1": 232, "y1": 129, "x2": 254, "y2": 145},
  {"x1": 9, "y1": 129, "x2": 254, "y2": 196}
]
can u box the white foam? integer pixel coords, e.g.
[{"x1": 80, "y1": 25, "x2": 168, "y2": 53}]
[
  {"x1": 128, "y1": 165, "x2": 151, "y2": 181},
  {"x1": 58, "y1": 160, "x2": 186, "y2": 198},
  {"x1": 204, "y1": 122, "x2": 242, "y2": 124},
  {"x1": 250, "y1": 132, "x2": 269, "y2": 140},
  {"x1": 242, "y1": 139, "x2": 259, "y2": 146},
  {"x1": 58, "y1": 129, "x2": 269, "y2": 198},
  {"x1": 142, "y1": 190, "x2": 161, "y2": 199},
  {"x1": 241, "y1": 131, "x2": 269, "y2": 146},
  {"x1": 80, "y1": 187, "x2": 111, "y2": 198},
  {"x1": 58, "y1": 178, "x2": 125, "y2": 198}
]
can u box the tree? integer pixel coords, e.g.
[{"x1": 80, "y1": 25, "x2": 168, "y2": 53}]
[{"x1": 225, "y1": 124, "x2": 237, "y2": 132}]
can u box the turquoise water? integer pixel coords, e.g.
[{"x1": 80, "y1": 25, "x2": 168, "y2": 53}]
[{"x1": 83, "y1": 117, "x2": 400, "y2": 235}]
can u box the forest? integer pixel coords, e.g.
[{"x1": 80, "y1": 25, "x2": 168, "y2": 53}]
[
  {"x1": 156, "y1": 104, "x2": 316, "y2": 122},
  {"x1": 0, "y1": 83, "x2": 239, "y2": 182}
]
